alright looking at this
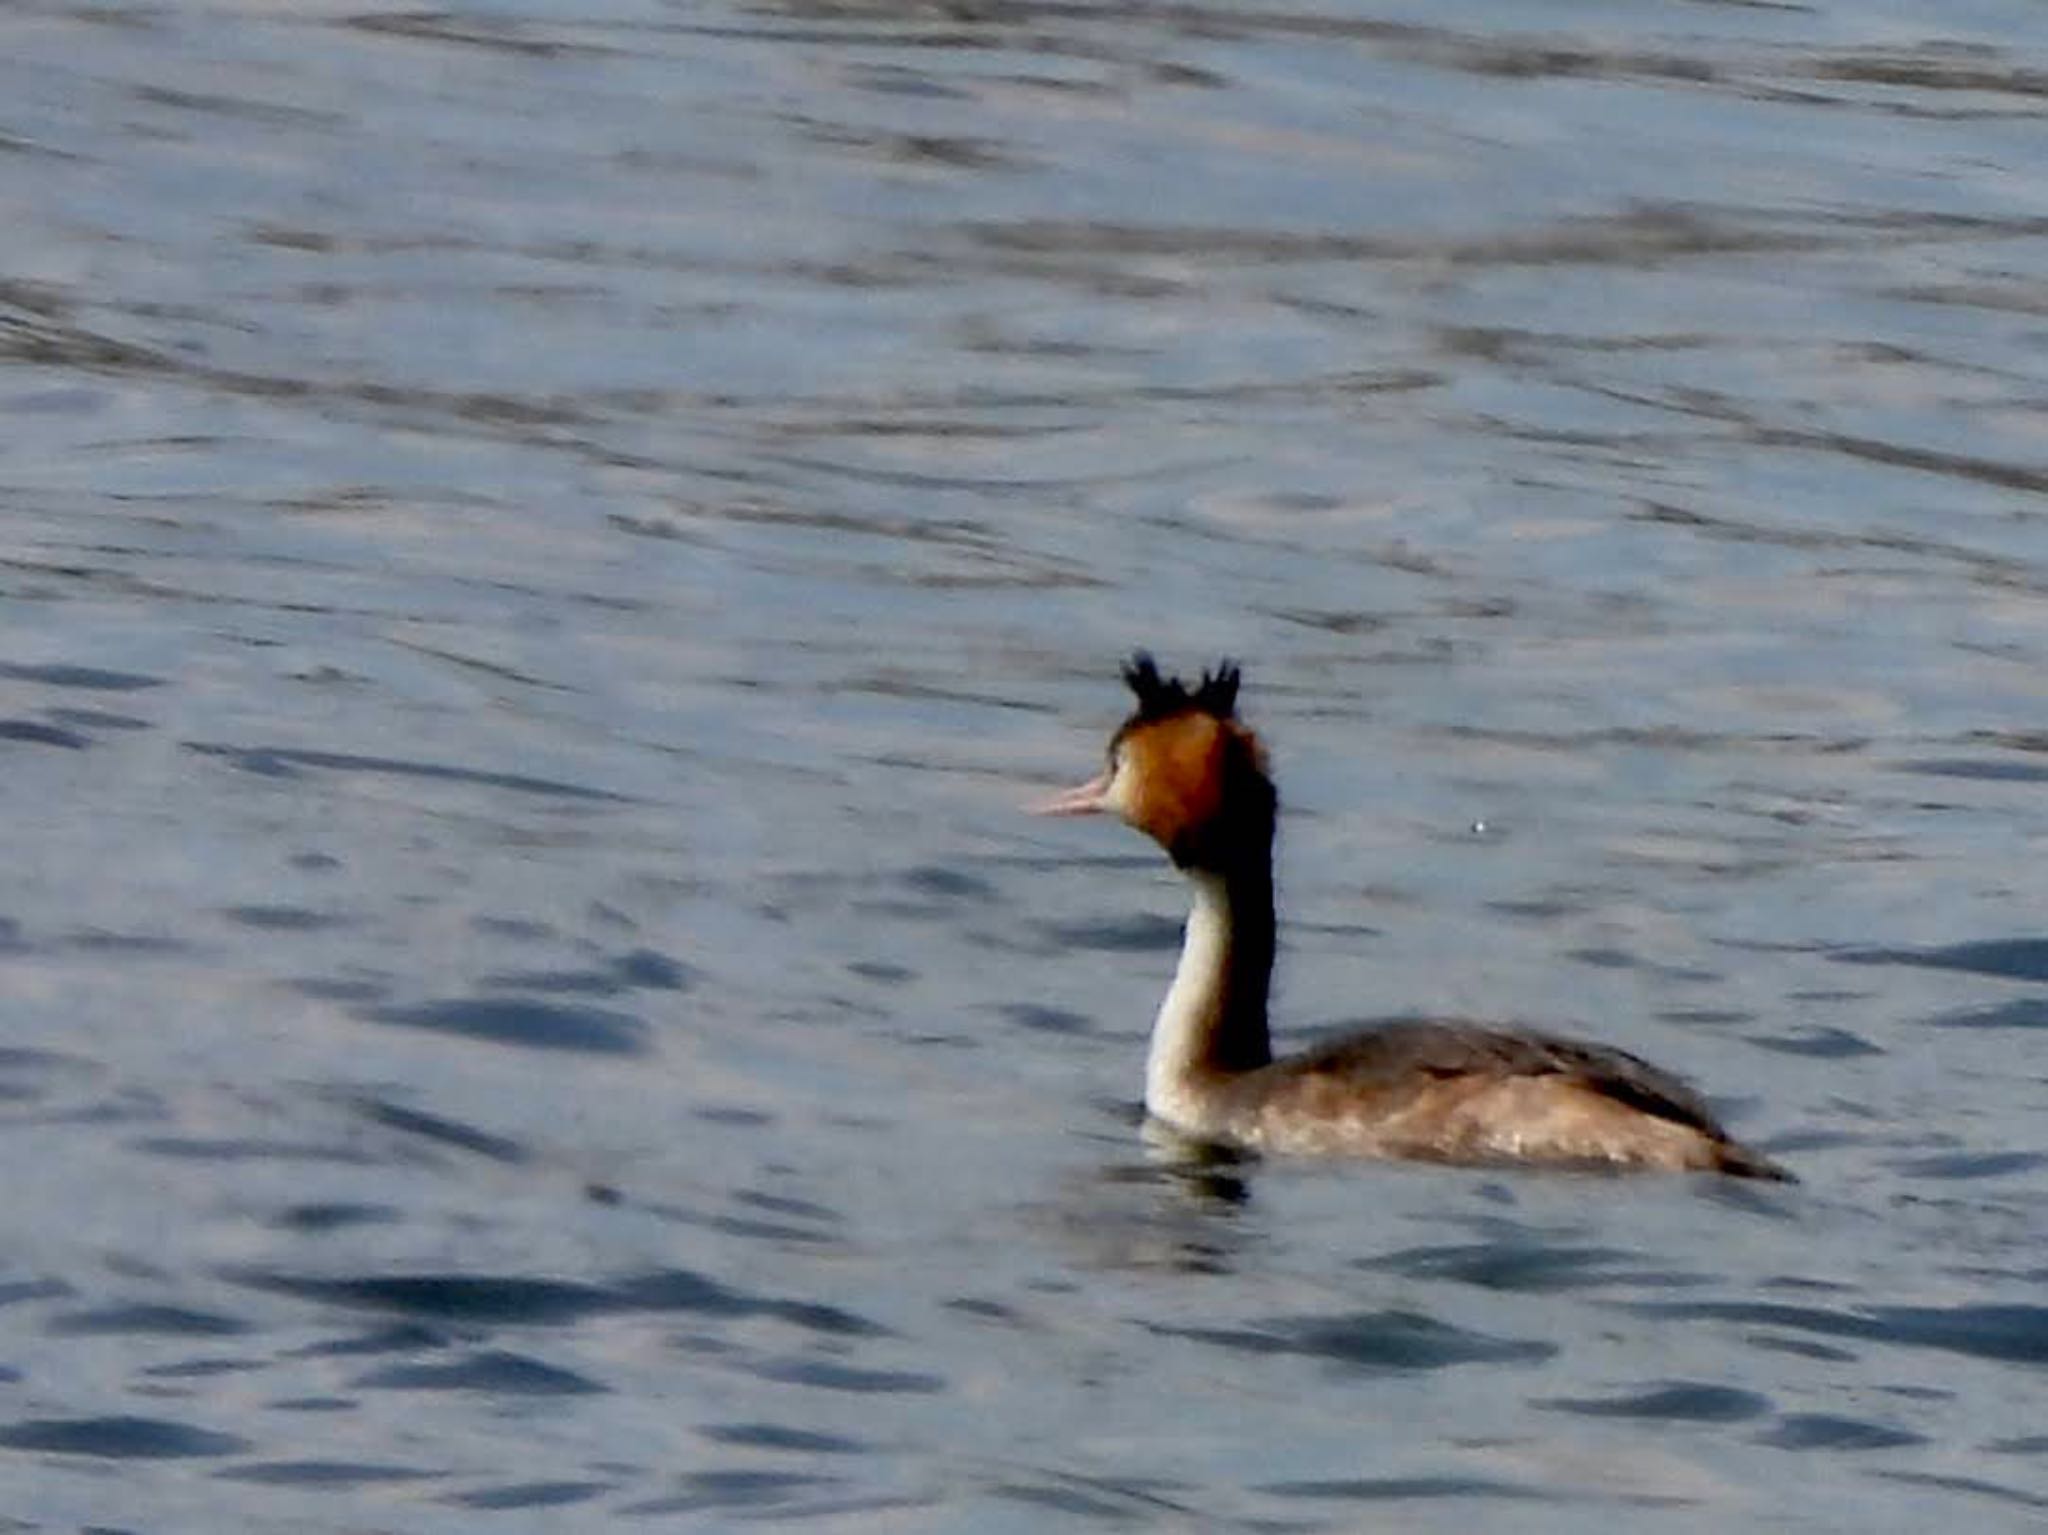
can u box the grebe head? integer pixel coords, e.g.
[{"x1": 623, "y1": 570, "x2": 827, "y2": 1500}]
[{"x1": 1037, "y1": 653, "x2": 1275, "y2": 872}]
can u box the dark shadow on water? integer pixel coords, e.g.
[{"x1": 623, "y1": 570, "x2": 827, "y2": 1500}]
[
  {"x1": 0, "y1": 719, "x2": 89, "y2": 749},
  {"x1": 131, "y1": 1136, "x2": 381, "y2": 1165},
  {"x1": 0, "y1": 661, "x2": 164, "y2": 691},
  {"x1": 1892, "y1": 1150, "x2": 2048, "y2": 1181},
  {"x1": 344, "y1": 1094, "x2": 529, "y2": 1164},
  {"x1": 1150, "y1": 1309, "x2": 1556, "y2": 1372},
  {"x1": 0, "y1": 1415, "x2": 248, "y2": 1458},
  {"x1": 1748, "y1": 1335, "x2": 1857, "y2": 1364},
  {"x1": 354, "y1": 1349, "x2": 603, "y2": 1396},
  {"x1": 1259, "y1": 1475, "x2": 1550, "y2": 1502},
  {"x1": 989, "y1": 1473, "x2": 1202, "y2": 1521},
  {"x1": 230, "y1": 1266, "x2": 886, "y2": 1338},
  {"x1": 697, "y1": 1212, "x2": 842, "y2": 1247},
  {"x1": 45, "y1": 707, "x2": 151, "y2": 732},
  {"x1": 901, "y1": 864, "x2": 998, "y2": 901},
  {"x1": 993, "y1": 1001, "x2": 1094, "y2": 1036},
  {"x1": 1875, "y1": 1471, "x2": 2048, "y2": 1511},
  {"x1": 1899, "y1": 757, "x2": 2048, "y2": 783},
  {"x1": 735, "y1": 1188, "x2": 837, "y2": 1222},
  {"x1": 359, "y1": 996, "x2": 651, "y2": 1055},
  {"x1": 1928, "y1": 999, "x2": 2048, "y2": 1030},
  {"x1": 1535, "y1": 1381, "x2": 1772, "y2": 1423},
  {"x1": 223, "y1": 904, "x2": 345, "y2": 932},
  {"x1": 66, "y1": 929, "x2": 188, "y2": 955},
  {"x1": 246, "y1": 1272, "x2": 605, "y2": 1325},
  {"x1": 444, "y1": 1480, "x2": 616, "y2": 1509},
  {"x1": 1360, "y1": 1241, "x2": 1702, "y2": 1293},
  {"x1": 452, "y1": 968, "x2": 616, "y2": 1000},
  {"x1": 286, "y1": 976, "x2": 391, "y2": 1003},
  {"x1": 1985, "y1": 1434, "x2": 2048, "y2": 1455},
  {"x1": 338, "y1": 9, "x2": 615, "y2": 60},
  {"x1": 612, "y1": 947, "x2": 694, "y2": 990},
  {"x1": 1627, "y1": 1299, "x2": 2048, "y2": 1365},
  {"x1": 472, "y1": 915, "x2": 555, "y2": 940},
  {"x1": 701, "y1": 1422, "x2": 868, "y2": 1454},
  {"x1": 745, "y1": 1358, "x2": 945, "y2": 1394},
  {"x1": 270, "y1": 1202, "x2": 400, "y2": 1234},
  {"x1": 48, "y1": 1304, "x2": 249, "y2": 1338},
  {"x1": 143, "y1": 1358, "x2": 263, "y2": 1381},
  {"x1": 290, "y1": 1322, "x2": 447, "y2": 1358},
  {"x1": 1743, "y1": 1026, "x2": 1883, "y2": 1059},
  {"x1": 1756, "y1": 1413, "x2": 1926, "y2": 1451},
  {"x1": 617, "y1": 1469, "x2": 842, "y2": 1517},
  {"x1": 476, "y1": 948, "x2": 693, "y2": 999},
  {"x1": 1040, "y1": 913, "x2": 1183, "y2": 951},
  {"x1": 184, "y1": 741, "x2": 635, "y2": 802},
  {"x1": 615, "y1": 1271, "x2": 883, "y2": 1336},
  {"x1": 214, "y1": 1459, "x2": 437, "y2": 1487},
  {"x1": 1834, "y1": 938, "x2": 2048, "y2": 983},
  {"x1": 847, "y1": 959, "x2": 916, "y2": 984}
]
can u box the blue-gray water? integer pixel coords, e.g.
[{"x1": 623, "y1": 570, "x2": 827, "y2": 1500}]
[{"x1": 6, "y1": 0, "x2": 2048, "y2": 1528}]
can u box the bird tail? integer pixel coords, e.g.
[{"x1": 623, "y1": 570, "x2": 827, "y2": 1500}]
[{"x1": 1714, "y1": 1139, "x2": 1795, "y2": 1182}]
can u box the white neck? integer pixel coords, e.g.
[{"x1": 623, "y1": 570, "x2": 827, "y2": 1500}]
[{"x1": 1146, "y1": 873, "x2": 1234, "y2": 1125}]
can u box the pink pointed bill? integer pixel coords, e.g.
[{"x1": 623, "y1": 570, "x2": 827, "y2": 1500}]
[{"x1": 1030, "y1": 770, "x2": 1112, "y2": 816}]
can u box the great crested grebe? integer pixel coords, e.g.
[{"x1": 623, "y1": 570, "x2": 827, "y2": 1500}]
[{"x1": 1035, "y1": 654, "x2": 1788, "y2": 1179}]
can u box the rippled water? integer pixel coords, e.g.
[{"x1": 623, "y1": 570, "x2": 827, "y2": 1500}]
[{"x1": 6, "y1": 0, "x2": 2048, "y2": 1527}]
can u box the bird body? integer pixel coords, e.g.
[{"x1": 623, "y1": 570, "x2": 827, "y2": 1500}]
[{"x1": 1037, "y1": 654, "x2": 1787, "y2": 1179}]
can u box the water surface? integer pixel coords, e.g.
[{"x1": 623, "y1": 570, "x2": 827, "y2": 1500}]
[{"x1": 6, "y1": 0, "x2": 2048, "y2": 1527}]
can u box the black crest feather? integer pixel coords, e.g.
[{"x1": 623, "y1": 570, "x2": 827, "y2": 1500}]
[{"x1": 1121, "y1": 651, "x2": 1241, "y2": 721}]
